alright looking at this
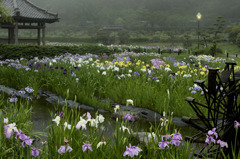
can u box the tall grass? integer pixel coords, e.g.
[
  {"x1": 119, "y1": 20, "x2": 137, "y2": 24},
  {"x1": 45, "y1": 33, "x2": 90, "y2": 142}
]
[{"x1": 0, "y1": 53, "x2": 236, "y2": 117}]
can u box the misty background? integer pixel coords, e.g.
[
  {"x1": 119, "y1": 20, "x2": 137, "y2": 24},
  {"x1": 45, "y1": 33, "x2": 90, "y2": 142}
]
[
  {"x1": 31, "y1": 0, "x2": 240, "y2": 30},
  {"x1": 1, "y1": 0, "x2": 240, "y2": 45}
]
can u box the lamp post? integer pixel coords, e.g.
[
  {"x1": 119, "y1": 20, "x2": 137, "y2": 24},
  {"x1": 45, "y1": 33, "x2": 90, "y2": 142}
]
[{"x1": 196, "y1": 12, "x2": 202, "y2": 49}]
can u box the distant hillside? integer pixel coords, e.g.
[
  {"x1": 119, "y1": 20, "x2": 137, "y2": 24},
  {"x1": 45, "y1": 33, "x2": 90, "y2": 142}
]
[{"x1": 26, "y1": 0, "x2": 240, "y2": 31}]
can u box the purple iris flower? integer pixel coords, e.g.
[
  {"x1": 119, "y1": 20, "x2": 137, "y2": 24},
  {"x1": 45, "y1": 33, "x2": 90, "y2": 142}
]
[
  {"x1": 31, "y1": 148, "x2": 39, "y2": 157},
  {"x1": 205, "y1": 135, "x2": 216, "y2": 144},
  {"x1": 27, "y1": 97, "x2": 32, "y2": 101},
  {"x1": 217, "y1": 140, "x2": 228, "y2": 148},
  {"x1": 58, "y1": 145, "x2": 73, "y2": 154},
  {"x1": 60, "y1": 67, "x2": 64, "y2": 70},
  {"x1": 150, "y1": 59, "x2": 165, "y2": 69},
  {"x1": 4, "y1": 124, "x2": 15, "y2": 138},
  {"x1": 162, "y1": 134, "x2": 172, "y2": 140},
  {"x1": 204, "y1": 64, "x2": 209, "y2": 69},
  {"x1": 35, "y1": 63, "x2": 42, "y2": 69},
  {"x1": 82, "y1": 142, "x2": 93, "y2": 152},
  {"x1": 170, "y1": 139, "x2": 181, "y2": 146},
  {"x1": 234, "y1": 120, "x2": 240, "y2": 128},
  {"x1": 115, "y1": 75, "x2": 120, "y2": 77},
  {"x1": 22, "y1": 136, "x2": 34, "y2": 147},
  {"x1": 123, "y1": 114, "x2": 134, "y2": 121},
  {"x1": 27, "y1": 62, "x2": 33, "y2": 67},
  {"x1": 191, "y1": 90, "x2": 197, "y2": 94},
  {"x1": 158, "y1": 140, "x2": 169, "y2": 149},
  {"x1": 172, "y1": 129, "x2": 182, "y2": 141},
  {"x1": 9, "y1": 96, "x2": 18, "y2": 102},
  {"x1": 208, "y1": 128, "x2": 218, "y2": 138},
  {"x1": 15, "y1": 64, "x2": 22, "y2": 69},
  {"x1": 18, "y1": 89, "x2": 25, "y2": 95},
  {"x1": 25, "y1": 86, "x2": 34, "y2": 93},
  {"x1": 55, "y1": 66, "x2": 58, "y2": 69},
  {"x1": 72, "y1": 73, "x2": 76, "y2": 77},
  {"x1": 194, "y1": 86, "x2": 202, "y2": 91},
  {"x1": 59, "y1": 112, "x2": 64, "y2": 118},
  {"x1": 169, "y1": 74, "x2": 176, "y2": 78},
  {"x1": 123, "y1": 144, "x2": 142, "y2": 158},
  {"x1": 15, "y1": 130, "x2": 27, "y2": 141},
  {"x1": 25, "y1": 68, "x2": 31, "y2": 71},
  {"x1": 134, "y1": 72, "x2": 140, "y2": 76},
  {"x1": 87, "y1": 112, "x2": 92, "y2": 119},
  {"x1": 152, "y1": 77, "x2": 158, "y2": 80}
]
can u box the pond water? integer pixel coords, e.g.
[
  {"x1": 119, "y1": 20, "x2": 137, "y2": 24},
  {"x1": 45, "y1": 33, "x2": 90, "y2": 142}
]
[{"x1": 31, "y1": 98, "x2": 199, "y2": 142}]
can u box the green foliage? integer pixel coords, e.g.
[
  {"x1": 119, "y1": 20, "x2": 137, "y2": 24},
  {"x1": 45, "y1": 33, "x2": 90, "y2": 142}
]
[
  {"x1": 194, "y1": 47, "x2": 223, "y2": 56},
  {"x1": 183, "y1": 34, "x2": 192, "y2": 48},
  {"x1": 227, "y1": 24, "x2": 240, "y2": 44},
  {"x1": 118, "y1": 30, "x2": 130, "y2": 44},
  {"x1": 0, "y1": 0, "x2": 12, "y2": 23},
  {"x1": 0, "y1": 44, "x2": 115, "y2": 59},
  {"x1": 200, "y1": 16, "x2": 225, "y2": 54},
  {"x1": 236, "y1": 33, "x2": 240, "y2": 48}
]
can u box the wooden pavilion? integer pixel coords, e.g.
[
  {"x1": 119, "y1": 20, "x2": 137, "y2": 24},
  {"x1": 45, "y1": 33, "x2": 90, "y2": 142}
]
[{"x1": 0, "y1": 0, "x2": 59, "y2": 45}]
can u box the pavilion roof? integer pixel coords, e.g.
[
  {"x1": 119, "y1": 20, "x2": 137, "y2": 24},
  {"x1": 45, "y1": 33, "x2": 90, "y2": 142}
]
[{"x1": 1, "y1": 0, "x2": 59, "y2": 23}]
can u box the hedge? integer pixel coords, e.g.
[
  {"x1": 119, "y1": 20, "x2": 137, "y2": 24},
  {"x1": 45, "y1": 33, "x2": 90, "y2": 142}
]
[{"x1": 0, "y1": 44, "x2": 116, "y2": 60}]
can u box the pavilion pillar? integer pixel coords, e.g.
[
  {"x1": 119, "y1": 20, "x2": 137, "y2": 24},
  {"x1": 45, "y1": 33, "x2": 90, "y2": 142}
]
[
  {"x1": 14, "y1": 22, "x2": 18, "y2": 44},
  {"x1": 8, "y1": 28, "x2": 15, "y2": 44},
  {"x1": 42, "y1": 23, "x2": 46, "y2": 46},
  {"x1": 8, "y1": 28, "x2": 11, "y2": 44},
  {"x1": 37, "y1": 23, "x2": 41, "y2": 45}
]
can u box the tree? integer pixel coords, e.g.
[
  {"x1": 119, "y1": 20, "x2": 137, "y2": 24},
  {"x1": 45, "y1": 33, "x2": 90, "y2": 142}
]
[
  {"x1": 236, "y1": 33, "x2": 240, "y2": 48},
  {"x1": 227, "y1": 23, "x2": 240, "y2": 44},
  {"x1": 200, "y1": 16, "x2": 225, "y2": 56},
  {"x1": 0, "y1": 0, "x2": 12, "y2": 23}
]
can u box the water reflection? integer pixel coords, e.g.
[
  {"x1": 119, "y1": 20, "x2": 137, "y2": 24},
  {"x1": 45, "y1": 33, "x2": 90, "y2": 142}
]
[{"x1": 31, "y1": 98, "x2": 198, "y2": 139}]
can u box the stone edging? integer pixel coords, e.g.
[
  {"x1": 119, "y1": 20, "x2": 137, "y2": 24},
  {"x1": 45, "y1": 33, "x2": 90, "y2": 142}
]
[{"x1": 0, "y1": 85, "x2": 188, "y2": 126}]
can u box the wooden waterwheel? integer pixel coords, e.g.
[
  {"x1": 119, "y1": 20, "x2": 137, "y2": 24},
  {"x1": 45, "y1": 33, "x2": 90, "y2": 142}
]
[{"x1": 182, "y1": 62, "x2": 240, "y2": 158}]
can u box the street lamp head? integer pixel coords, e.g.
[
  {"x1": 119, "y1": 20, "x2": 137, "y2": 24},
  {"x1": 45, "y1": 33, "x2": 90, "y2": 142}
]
[{"x1": 196, "y1": 12, "x2": 202, "y2": 20}]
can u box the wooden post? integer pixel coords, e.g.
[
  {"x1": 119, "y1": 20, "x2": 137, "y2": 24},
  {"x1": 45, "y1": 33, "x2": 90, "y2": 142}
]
[
  {"x1": 8, "y1": 28, "x2": 11, "y2": 44},
  {"x1": 42, "y1": 23, "x2": 46, "y2": 46},
  {"x1": 14, "y1": 22, "x2": 18, "y2": 44},
  {"x1": 37, "y1": 23, "x2": 41, "y2": 45},
  {"x1": 9, "y1": 28, "x2": 14, "y2": 44}
]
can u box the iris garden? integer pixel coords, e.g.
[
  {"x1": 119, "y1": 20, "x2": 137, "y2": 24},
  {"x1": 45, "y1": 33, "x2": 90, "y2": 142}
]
[{"x1": 0, "y1": 52, "x2": 240, "y2": 158}]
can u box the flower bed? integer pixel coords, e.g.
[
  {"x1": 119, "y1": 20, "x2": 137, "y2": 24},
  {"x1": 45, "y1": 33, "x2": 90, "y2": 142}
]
[
  {"x1": 1, "y1": 52, "x2": 240, "y2": 158},
  {"x1": 0, "y1": 52, "x2": 235, "y2": 117}
]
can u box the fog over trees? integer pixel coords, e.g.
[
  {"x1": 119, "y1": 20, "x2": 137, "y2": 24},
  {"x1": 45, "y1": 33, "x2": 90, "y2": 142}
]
[{"x1": 31, "y1": 0, "x2": 240, "y2": 31}]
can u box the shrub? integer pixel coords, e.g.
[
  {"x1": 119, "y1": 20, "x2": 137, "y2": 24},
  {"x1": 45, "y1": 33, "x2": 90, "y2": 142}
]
[
  {"x1": 0, "y1": 44, "x2": 115, "y2": 59},
  {"x1": 194, "y1": 47, "x2": 223, "y2": 56},
  {"x1": 236, "y1": 33, "x2": 240, "y2": 48}
]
